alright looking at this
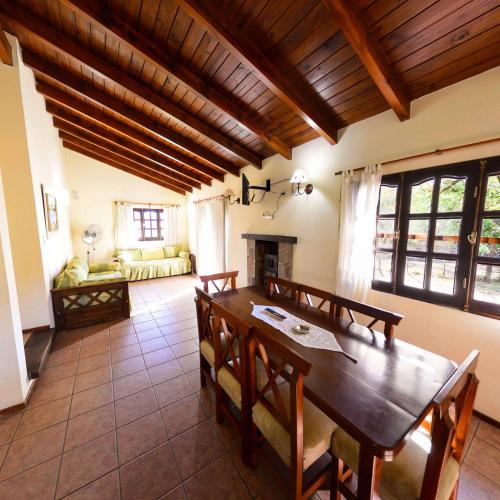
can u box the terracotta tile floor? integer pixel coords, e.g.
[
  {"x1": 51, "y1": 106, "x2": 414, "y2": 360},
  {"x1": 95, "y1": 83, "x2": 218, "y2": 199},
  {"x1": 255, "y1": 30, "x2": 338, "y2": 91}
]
[{"x1": 0, "y1": 275, "x2": 499, "y2": 499}]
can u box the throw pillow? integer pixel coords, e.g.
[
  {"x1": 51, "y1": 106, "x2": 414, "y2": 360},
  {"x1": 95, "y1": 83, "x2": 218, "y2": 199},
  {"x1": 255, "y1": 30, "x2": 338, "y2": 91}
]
[
  {"x1": 164, "y1": 246, "x2": 178, "y2": 258},
  {"x1": 179, "y1": 251, "x2": 190, "y2": 259},
  {"x1": 141, "y1": 247, "x2": 165, "y2": 261}
]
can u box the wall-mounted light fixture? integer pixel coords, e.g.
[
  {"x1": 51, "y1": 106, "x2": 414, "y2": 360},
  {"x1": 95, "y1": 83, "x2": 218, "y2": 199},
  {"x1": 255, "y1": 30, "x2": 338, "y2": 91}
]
[
  {"x1": 223, "y1": 188, "x2": 240, "y2": 205},
  {"x1": 290, "y1": 169, "x2": 313, "y2": 195}
]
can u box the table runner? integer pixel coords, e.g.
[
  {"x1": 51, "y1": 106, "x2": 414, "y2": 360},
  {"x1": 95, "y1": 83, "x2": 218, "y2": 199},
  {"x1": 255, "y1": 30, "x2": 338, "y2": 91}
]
[{"x1": 251, "y1": 304, "x2": 343, "y2": 352}]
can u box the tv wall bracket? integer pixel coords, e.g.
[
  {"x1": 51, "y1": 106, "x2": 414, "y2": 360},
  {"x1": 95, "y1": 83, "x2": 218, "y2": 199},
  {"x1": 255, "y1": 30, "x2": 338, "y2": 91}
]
[{"x1": 249, "y1": 179, "x2": 271, "y2": 192}]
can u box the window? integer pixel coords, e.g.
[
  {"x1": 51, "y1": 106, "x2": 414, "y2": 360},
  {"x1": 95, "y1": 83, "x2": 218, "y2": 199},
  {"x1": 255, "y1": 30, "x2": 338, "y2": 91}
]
[
  {"x1": 133, "y1": 208, "x2": 164, "y2": 241},
  {"x1": 373, "y1": 157, "x2": 499, "y2": 318}
]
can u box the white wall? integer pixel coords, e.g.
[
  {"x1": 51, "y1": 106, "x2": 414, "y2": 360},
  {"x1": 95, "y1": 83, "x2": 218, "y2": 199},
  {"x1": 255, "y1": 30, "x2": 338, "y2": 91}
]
[
  {"x1": 64, "y1": 149, "x2": 188, "y2": 262},
  {"x1": 190, "y1": 67, "x2": 500, "y2": 421},
  {"x1": 0, "y1": 37, "x2": 73, "y2": 330}
]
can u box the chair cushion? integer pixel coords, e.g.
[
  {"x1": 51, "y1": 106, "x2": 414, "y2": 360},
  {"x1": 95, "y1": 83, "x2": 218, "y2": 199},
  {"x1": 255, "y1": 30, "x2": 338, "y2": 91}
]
[
  {"x1": 89, "y1": 262, "x2": 121, "y2": 273},
  {"x1": 141, "y1": 247, "x2": 165, "y2": 261},
  {"x1": 253, "y1": 383, "x2": 337, "y2": 471},
  {"x1": 332, "y1": 427, "x2": 460, "y2": 500},
  {"x1": 164, "y1": 245, "x2": 179, "y2": 258},
  {"x1": 200, "y1": 339, "x2": 215, "y2": 367},
  {"x1": 68, "y1": 257, "x2": 89, "y2": 275}
]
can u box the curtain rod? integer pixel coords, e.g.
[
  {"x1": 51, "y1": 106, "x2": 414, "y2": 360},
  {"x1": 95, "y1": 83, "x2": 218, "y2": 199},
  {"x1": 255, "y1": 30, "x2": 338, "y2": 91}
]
[
  {"x1": 334, "y1": 137, "x2": 500, "y2": 176},
  {"x1": 114, "y1": 200, "x2": 180, "y2": 208},
  {"x1": 192, "y1": 194, "x2": 226, "y2": 205}
]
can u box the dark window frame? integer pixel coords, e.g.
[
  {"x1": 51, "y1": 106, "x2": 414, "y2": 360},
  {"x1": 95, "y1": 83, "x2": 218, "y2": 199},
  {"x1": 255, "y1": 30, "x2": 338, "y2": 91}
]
[
  {"x1": 133, "y1": 208, "x2": 164, "y2": 242},
  {"x1": 372, "y1": 157, "x2": 499, "y2": 319}
]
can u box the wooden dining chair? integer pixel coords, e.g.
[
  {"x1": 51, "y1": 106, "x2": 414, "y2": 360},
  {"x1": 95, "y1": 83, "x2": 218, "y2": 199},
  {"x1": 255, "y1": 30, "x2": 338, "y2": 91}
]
[
  {"x1": 330, "y1": 349, "x2": 480, "y2": 500},
  {"x1": 194, "y1": 286, "x2": 216, "y2": 387},
  {"x1": 199, "y1": 270, "x2": 239, "y2": 293},
  {"x1": 267, "y1": 276, "x2": 300, "y2": 301},
  {"x1": 332, "y1": 294, "x2": 403, "y2": 341},
  {"x1": 297, "y1": 284, "x2": 336, "y2": 316},
  {"x1": 211, "y1": 301, "x2": 253, "y2": 464},
  {"x1": 248, "y1": 328, "x2": 338, "y2": 500}
]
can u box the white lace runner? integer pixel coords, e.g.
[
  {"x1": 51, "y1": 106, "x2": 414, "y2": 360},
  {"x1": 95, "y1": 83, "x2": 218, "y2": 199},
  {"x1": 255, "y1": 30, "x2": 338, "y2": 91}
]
[{"x1": 251, "y1": 304, "x2": 343, "y2": 352}]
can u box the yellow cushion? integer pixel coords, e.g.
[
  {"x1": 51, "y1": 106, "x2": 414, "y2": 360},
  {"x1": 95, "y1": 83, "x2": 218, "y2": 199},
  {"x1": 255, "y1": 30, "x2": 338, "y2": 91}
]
[
  {"x1": 141, "y1": 247, "x2": 165, "y2": 261},
  {"x1": 253, "y1": 383, "x2": 337, "y2": 471},
  {"x1": 200, "y1": 339, "x2": 215, "y2": 367},
  {"x1": 164, "y1": 246, "x2": 178, "y2": 258},
  {"x1": 332, "y1": 427, "x2": 460, "y2": 500}
]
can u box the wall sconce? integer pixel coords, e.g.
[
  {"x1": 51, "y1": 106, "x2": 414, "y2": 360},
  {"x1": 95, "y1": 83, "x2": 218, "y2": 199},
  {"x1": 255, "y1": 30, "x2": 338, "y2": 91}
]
[
  {"x1": 223, "y1": 188, "x2": 240, "y2": 205},
  {"x1": 290, "y1": 169, "x2": 313, "y2": 195}
]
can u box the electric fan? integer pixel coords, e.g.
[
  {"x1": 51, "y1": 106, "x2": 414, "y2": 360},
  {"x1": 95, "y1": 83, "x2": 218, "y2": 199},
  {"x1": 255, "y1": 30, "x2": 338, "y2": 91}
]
[{"x1": 81, "y1": 224, "x2": 103, "y2": 264}]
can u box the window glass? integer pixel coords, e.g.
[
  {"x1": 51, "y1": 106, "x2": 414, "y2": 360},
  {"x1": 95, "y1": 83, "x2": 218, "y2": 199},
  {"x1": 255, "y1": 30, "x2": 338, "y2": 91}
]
[
  {"x1": 430, "y1": 259, "x2": 456, "y2": 295},
  {"x1": 379, "y1": 185, "x2": 398, "y2": 214},
  {"x1": 473, "y1": 264, "x2": 500, "y2": 304},
  {"x1": 374, "y1": 251, "x2": 392, "y2": 282},
  {"x1": 407, "y1": 219, "x2": 429, "y2": 251},
  {"x1": 484, "y1": 174, "x2": 500, "y2": 211},
  {"x1": 376, "y1": 219, "x2": 395, "y2": 249},
  {"x1": 478, "y1": 218, "x2": 500, "y2": 258},
  {"x1": 410, "y1": 179, "x2": 434, "y2": 214},
  {"x1": 437, "y1": 177, "x2": 465, "y2": 212},
  {"x1": 404, "y1": 256, "x2": 426, "y2": 288},
  {"x1": 433, "y1": 218, "x2": 461, "y2": 254}
]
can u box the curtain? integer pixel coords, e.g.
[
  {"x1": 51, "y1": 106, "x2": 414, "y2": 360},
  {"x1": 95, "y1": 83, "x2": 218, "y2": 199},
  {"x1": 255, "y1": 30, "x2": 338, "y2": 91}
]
[
  {"x1": 163, "y1": 205, "x2": 179, "y2": 246},
  {"x1": 194, "y1": 198, "x2": 225, "y2": 275},
  {"x1": 336, "y1": 164, "x2": 382, "y2": 302},
  {"x1": 115, "y1": 203, "x2": 135, "y2": 249}
]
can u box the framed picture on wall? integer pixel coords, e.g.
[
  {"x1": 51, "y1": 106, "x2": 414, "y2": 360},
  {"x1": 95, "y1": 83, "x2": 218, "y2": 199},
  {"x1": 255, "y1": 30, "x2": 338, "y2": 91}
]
[{"x1": 42, "y1": 185, "x2": 59, "y2": 234}]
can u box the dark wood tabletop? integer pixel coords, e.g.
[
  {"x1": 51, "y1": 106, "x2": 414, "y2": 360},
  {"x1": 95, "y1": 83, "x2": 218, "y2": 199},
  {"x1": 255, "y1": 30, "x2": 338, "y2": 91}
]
[{"x1": 211, "y1": 286, "x2": 457, "y2": 460}]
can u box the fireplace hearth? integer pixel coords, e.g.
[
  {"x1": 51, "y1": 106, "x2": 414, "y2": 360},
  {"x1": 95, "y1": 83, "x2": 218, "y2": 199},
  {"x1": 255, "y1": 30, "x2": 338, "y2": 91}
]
[{"x1": 242, "y1": 234, "x2": 297, "y2": 286}]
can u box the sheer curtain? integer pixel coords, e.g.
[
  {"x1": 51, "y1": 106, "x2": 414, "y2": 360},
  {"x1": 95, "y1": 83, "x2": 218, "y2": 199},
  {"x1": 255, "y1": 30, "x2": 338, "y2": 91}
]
[
  {"x1": 115, "y1": 202, "x2": 135, "y2": 249},
  {"x1": 163, "y1": 205, "x2": 179, "y2": 246},
  {"x1": 194, "y1": 198, "x2": 225, "y2": 275},
  {"x1": 336, "y1": 164, "x2": 382, "y2": 302}
]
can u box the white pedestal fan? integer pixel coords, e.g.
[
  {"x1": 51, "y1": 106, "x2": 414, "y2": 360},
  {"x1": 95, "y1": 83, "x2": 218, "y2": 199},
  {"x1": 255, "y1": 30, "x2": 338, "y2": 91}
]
[{"x1": 81, "y1": 224, "x2": 103, "y2": 264}]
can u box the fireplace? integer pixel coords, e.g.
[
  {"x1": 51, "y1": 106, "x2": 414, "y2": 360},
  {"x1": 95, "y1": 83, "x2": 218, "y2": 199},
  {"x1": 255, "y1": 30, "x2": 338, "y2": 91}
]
[{"x1": 242, "y1": 234, "x2": 297, "y2": 286}]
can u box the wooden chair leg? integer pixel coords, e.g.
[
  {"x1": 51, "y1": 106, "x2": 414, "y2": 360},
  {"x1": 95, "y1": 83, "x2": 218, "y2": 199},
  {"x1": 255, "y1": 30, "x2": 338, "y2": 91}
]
[
  {"x1": 450, "y1": 482, "x2": 458, "y2": 500},
  {"x1": 199, "y1": 354, "x2": 208, "y2": 388},
  {"x1": 290, "y1": 461, "x2": 302, "y2": 500},
  {"x1": 214, "y1": 382, "x2": 224, "y2": 424},
  {"x1": 330, "y1": 455, "x2": 342, "y2": 500}
]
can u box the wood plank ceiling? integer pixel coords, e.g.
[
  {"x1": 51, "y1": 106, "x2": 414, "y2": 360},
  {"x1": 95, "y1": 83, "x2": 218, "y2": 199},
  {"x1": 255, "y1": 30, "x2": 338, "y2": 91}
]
[{"x1": 0, "y1": 0, "x2": 499, "y2": 194}]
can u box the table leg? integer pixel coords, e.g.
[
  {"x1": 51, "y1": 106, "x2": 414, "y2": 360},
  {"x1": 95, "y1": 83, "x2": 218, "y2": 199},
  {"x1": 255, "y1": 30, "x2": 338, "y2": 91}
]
[{"x1": 357, "y1": 444, "x2": 383, "y2": 499}]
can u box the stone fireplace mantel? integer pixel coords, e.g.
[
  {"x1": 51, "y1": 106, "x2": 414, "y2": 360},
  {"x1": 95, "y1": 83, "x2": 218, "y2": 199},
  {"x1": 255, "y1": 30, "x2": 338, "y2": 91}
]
[{"x1": 242, "y1": 234, "x2": 297, "y2": 286}]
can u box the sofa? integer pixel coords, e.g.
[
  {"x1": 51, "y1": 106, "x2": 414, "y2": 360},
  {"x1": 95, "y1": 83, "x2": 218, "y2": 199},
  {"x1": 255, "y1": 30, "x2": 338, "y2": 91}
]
[
  {"x1": 51, "y1": 257, "x2": 130, "y2": 331},
  {"x1": 115, "y1": 246, "x2": 192, "y2": 281}
]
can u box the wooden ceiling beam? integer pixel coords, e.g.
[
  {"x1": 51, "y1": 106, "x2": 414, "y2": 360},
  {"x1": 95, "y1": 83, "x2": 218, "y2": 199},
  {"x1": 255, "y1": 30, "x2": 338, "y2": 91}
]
[
  {"x1": 49, "y1": 108, "x2": 209, "y2": 186},
  {"x1": 54, "y1": 118, "x2": 202, "y2": 190},
  {"x1": 0, "y1": 29, "x2": 13, "y2": 66},
  {"x1": 22, "y1": 50, "x2": 240, "y2": 176},
  {"x1": 58, "y1": 0, "x2": 292, "y2": 160},
  {"x1": 38, "y1": 82, "x2": 223, "y2": 182},
  {"x1": 0, "y1": 1, "x2": 262, "y2": 168},
  {"x1": 176, "y1": 0, "x2": 339, "y2": 145},
  {"x1": 63, "y1": 141, "x2": 186, "y2": 194},
  {"x1": 57, "y1": 129, "x2": 196, "y2": 192},
  {"x1": 322, "y1": 0, "x2": 411, "y2": 121}
]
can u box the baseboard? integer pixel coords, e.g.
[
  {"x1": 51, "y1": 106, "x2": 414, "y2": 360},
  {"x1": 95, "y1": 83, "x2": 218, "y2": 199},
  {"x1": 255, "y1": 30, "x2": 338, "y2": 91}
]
[
  {"x1": 0, "y1": 379, "x2": 36, "y2": 416},
  {"x1": 22, "y1": 324, "x2": 51, "y2": 335},
  {"x1": 473, "y1": 409, "x2": 500, "y2": 429}
]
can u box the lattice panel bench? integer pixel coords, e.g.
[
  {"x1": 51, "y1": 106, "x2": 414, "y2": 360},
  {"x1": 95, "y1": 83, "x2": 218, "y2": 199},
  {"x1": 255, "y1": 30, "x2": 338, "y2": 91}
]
[{"x1": 51, "y1": 280, "x2": 130, "y2": 330}]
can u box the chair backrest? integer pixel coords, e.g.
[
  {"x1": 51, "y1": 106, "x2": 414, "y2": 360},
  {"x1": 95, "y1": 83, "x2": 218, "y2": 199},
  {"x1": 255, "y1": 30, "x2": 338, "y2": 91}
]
[
  {"x1": 248, "y1": 327, "x2": 312, "y2": 473},
  {"x1": 420, "y1": 350, "x2": 479, "y2": 499},
  {"x1": 194, "y1": 286, "x2": 213, "y2": 345},
  {"x1": 297, "y1": 284, "x2": 336, "y2": 316},
  {"x1": 199, "y1": 270, "x2": 239, "y2": 293},
  {"x1": 332, "y1": 293, "x2": 403, "y2": 340},
  {"x1": 267, "y1": 276, "x2": 300, "y2": 301},
  {"x1": 211, "y1": 301, "x2": 253, "y2": 387}
]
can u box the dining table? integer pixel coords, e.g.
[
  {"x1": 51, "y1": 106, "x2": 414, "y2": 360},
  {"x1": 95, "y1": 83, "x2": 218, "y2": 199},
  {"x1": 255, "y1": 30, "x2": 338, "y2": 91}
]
[{"x1": 210, "y1": 285, "x2": 458, "y2": 499}]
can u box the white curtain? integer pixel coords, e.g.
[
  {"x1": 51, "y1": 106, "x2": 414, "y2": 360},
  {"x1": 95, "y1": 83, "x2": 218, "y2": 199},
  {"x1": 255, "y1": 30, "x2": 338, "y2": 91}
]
[
  {"x1": 336, "y1": 164, "x2": 382, "y2": 302},
  {"x1": 163, "y1": 205, "x2": 179, "y2": 246},
  {"x1": 115, "y1": 203, "x2": 135, "y2": 249},
  {"x1": 194, "y1": 198, "x2": 225, "y2": 275}
]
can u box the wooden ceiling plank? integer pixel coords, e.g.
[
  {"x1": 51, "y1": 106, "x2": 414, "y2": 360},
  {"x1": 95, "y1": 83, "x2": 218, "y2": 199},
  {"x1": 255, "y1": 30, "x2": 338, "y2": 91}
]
[
  {"x1": 322, "y1": 0, "x2": 411, "y2": 121},
  {"x1": 0, "y1": 28, "x2": 13, "y2": 65},
  {"x1": 54, "y1": 0, "x2": 291, "y2": 159},
  {"x1": 40, "y1": 89, "x2": 218, "y2": 182},
  {"x1": 62, "y1": 140, "x2": 186, "y2": 194},
  {"x1": 0, "y1": 1, "x2": 263, "y2": 168},
  {"x1": 53, "y1": 115, "x2": 202, "y2": 189},
  {"x1": 176, "y1": 0, "x2": 339, "y2": 145},
  {"x1": 22, "y1": 50, "x2": 240, "y2": 176},
  {"x1": 57, "y1": 128, "x2": 195, "y2": 192}
]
